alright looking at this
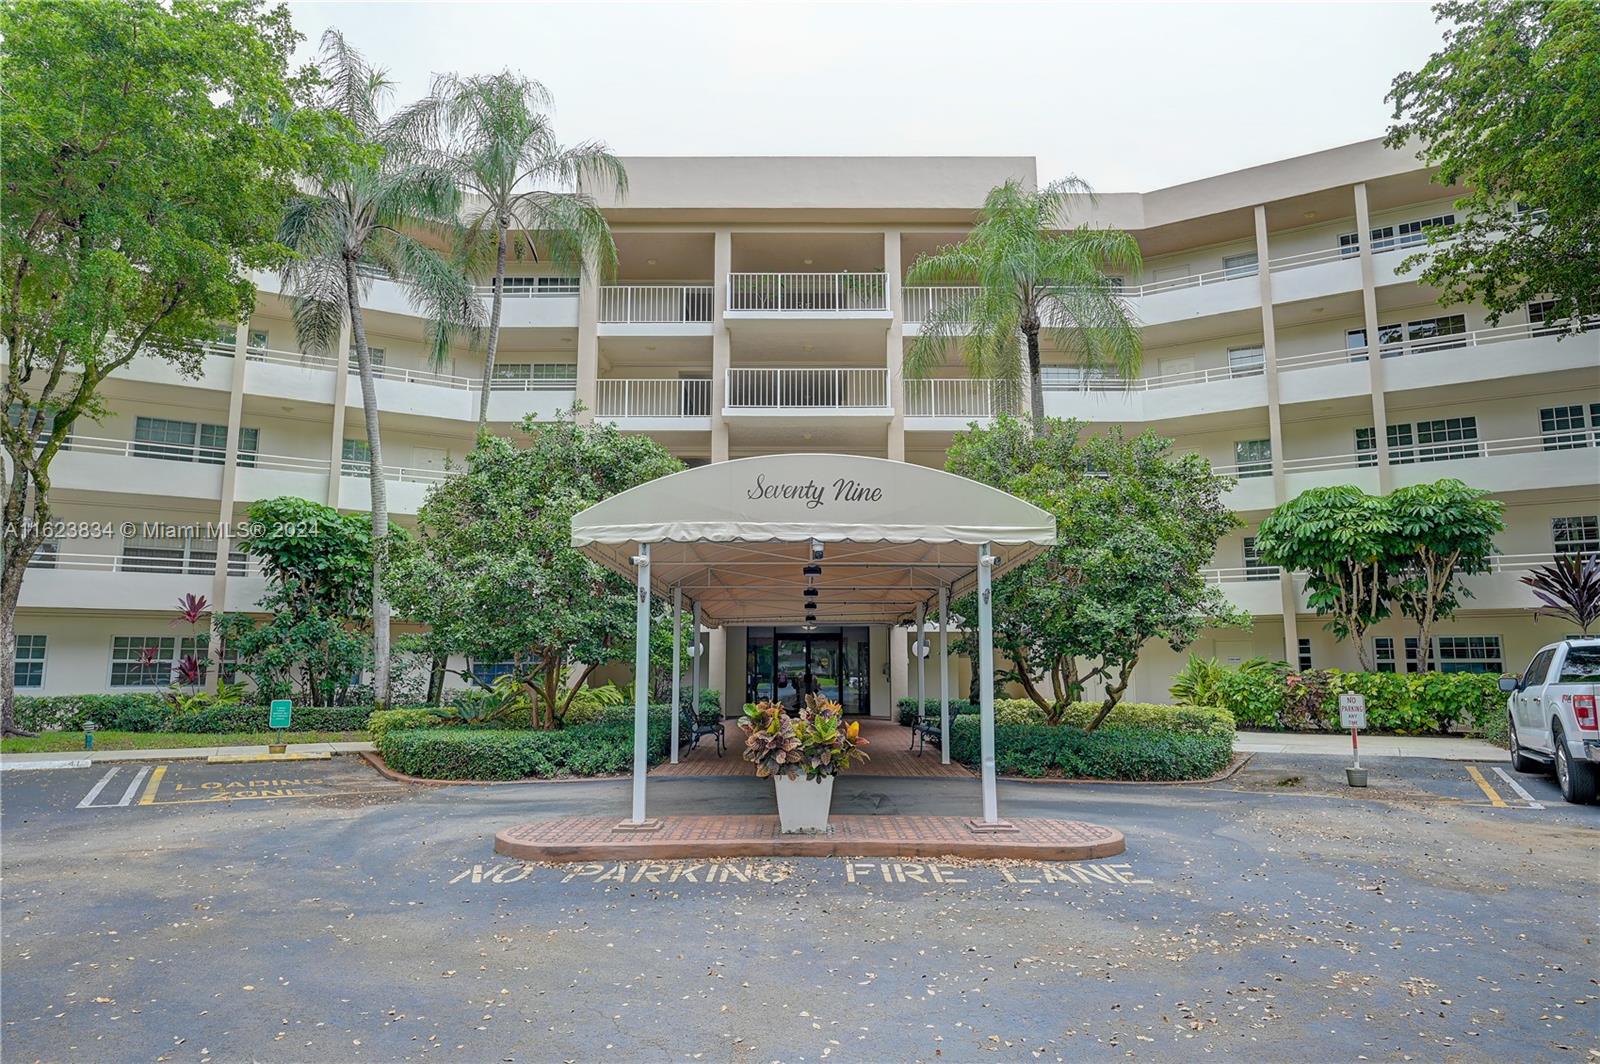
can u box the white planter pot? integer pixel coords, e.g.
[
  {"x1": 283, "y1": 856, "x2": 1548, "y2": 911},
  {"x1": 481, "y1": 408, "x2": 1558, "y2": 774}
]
[{"x1": 772, "y1": 773, "x2": 835, "y2": 833}]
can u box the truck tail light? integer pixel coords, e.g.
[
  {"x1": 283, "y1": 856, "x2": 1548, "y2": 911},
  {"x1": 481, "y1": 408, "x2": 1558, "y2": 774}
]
[{"x1": 1575, "y1": 694, "x2": 1599, "y2": 732}]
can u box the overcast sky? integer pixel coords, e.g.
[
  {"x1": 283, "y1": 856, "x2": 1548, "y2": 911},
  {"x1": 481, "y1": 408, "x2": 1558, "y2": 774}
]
[{"x1": 285, "y1": 1, "x2": 1446, "y2": 191}]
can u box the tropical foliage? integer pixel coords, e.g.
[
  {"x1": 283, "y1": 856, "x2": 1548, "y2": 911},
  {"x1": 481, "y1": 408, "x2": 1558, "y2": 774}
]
[
  {"x1": 398, "y1": 70, "x2": 626, "y2": 431},
  {"x1": 739, "y1": 697, "x2": 869, "y2": 781},
  {"x1": 947, "y1": 416, "x2": 1242, "y2": 728},
  {"x1": 276, "y1": 30, "x2": 483, "y2": 708},
  {"x1": 0, "y1": 0, "x2": 322, "y2": 734},
  {"x1": 904, "y1": 179, "x2": 1142, "y2": 430},
  {"x1": 383, "y1": 411, "x2": 682, "y2": 729},
  {"x1": 1521, "y1": 554, "x2": 1600, "y2": 634},
  {"x1": 1386, "y1": 0, "x2": 1600, "y2": 328}
]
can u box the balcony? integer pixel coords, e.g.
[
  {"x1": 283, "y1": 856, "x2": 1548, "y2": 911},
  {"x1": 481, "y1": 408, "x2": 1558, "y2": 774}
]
[
  {"x1": 595, "y1": 379, "x2": 713, "y2": 430},
  {"x1": 43, "y1": 435, "x2": 226, "y2": 500},
  {"x1": 904, "y1": 379, "x2": 1020, "y2": 429},
  {"x1": 1275, "y1": 432, "x2": 1600, "y2": 497},
  {"x1": 723, "y1": 368, "x2": 891, "y2": 418},
  {"x1": 338, "y1": 463, "x2": 450, "y2": 515},
  {"x1": 1202, "y1": 553, "x2": 1551, "y2": 616},
  {"x1": 725, "y1": 273, "x2": 890, "y2": 322},
  {"x1": 598, "y1": 285, "x2": 714, "y2": 335},
  {"x1": 19, "y1": 550, "x2": 268, "y2": 612}
]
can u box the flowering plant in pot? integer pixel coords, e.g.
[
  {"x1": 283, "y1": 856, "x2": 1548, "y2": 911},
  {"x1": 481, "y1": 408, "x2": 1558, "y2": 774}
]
[{"x1": 740, "y1": 695, "x2": 869, "y2": 833}]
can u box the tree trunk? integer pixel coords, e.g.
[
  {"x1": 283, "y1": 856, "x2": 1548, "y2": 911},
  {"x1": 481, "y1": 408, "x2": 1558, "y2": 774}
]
[
  {"x1": 1353, "y1": 625, "x2": 1374, "y2": 671},
  {"x1": 1083, "y1": 655, "x2": 1137, "y2": 732},
  {"x1": 1023, "y1": 324, "x2": 1046, "y2": 432},
  {"x1": 345, "y1": 257, "x2": 392, "y2": 710},
  {"x1": 475, "y1": 219, "x2": 509, "y2": 433},
  {"x1": 1, "y1": 460, "x2": 44, "y2": 737},
  {"x1": 427, "y1": 653, "x2": 447, "y2": 705}
]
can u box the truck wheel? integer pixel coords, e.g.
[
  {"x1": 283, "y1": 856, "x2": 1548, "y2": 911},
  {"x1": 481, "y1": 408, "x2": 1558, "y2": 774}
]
[
  {"x1": 1553, "y1": 723, "x2": 1598, "y2": 805},
  {"x1": 1508, "y1": 717, "x2": 1545, "y2": 774}
]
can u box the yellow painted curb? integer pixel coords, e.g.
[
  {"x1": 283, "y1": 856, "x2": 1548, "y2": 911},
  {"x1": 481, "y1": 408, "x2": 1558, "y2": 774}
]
[{"x1": 206, "y1": 751, "x2": 335, "y2": 764}]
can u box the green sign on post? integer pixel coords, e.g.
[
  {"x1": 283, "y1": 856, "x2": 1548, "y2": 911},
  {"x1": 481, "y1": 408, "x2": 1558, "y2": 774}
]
[{"x1": 269, "y1": 699, "x2": 293, "y2": 730}]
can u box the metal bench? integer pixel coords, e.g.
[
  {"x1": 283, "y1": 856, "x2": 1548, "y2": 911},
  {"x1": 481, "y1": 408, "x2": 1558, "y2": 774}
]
[
  {"x1": 682, "y1": 704, "x2": 726, "y2": 757},
  {"x1": 909, "y1": 706, "x2": 942, "y2": 756}
]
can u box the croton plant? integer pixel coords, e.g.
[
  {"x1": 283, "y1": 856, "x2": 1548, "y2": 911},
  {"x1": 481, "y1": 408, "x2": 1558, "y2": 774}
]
[{"x1": 739, "y1": 696, "x2": 870, "y2": 781}]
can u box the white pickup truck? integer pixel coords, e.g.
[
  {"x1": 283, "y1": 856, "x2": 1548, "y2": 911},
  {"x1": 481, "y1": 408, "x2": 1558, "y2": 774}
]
[{"x1": 1501, "y1": 638, "x2": 1600, "y2": 804}]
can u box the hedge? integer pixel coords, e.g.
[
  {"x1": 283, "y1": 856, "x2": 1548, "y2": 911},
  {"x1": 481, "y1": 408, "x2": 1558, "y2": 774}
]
[
  {"x1": 948, "y1": 717, "x2": 1233, "y2": 781},
  {"x1": 1209, "y1": 669, "x2": 1503, "y2": 734},
  {"x1": 368, "y1": 708, "x2": 442, "y2": 746},
  {"x1": 11, "y1": 695, "x2": 377, "y2": 734},
  {"x1": 377, "y1": 710, "x2": 674, "y2": 781},
  {"x1": 895, "y1": 698, "x2": 978, "y2": 726}
]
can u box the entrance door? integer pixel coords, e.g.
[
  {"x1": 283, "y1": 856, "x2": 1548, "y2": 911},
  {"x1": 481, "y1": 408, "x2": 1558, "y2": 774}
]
[
  {"x1": 747, "y1": 627, "x2": 870, "y2": 715},
  {"x1": 775, "y1": 635, "x2": 842, "y2": 710}
]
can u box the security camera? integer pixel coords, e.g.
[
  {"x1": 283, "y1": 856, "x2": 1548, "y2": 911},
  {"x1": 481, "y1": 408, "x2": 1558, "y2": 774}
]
[{"x1": 810, "y1": 539, "x2": 824, "y2": 561}]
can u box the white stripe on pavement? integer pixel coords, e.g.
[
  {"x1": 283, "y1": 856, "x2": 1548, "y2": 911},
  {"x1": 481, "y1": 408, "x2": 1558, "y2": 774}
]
[
  {"x1": 0, "y1": 759, "x2": 91, "y2": 771},
  {"x1": 115, "y1": 766, "x2": 150, "y2": 807},
  {"x1": 76, "y1": 767, "x2": 120, "y2": 808},
  {"x1": 1491, "y1": 765, "x2": 1546, "y2": 810}
]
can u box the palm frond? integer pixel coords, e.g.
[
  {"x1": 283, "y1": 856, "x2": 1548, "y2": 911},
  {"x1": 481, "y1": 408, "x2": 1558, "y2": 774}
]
[{"x1": 371, "y1": 228, "x2": 484, "y2": 366}]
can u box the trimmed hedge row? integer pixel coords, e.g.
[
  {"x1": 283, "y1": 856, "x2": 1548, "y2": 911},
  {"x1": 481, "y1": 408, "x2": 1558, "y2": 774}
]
[
  {"x1": 1211, "y1": 669, "x2": 1503, "y2": 734},
  {"x1": 11, "y1": 694, "x2": 375, "y2": 734},
  {"x1": 898, "y1": 697, "x2": 1236, "y2": 739},
  {"x1": 948, "y1": 717, "x2": 1233, "y2": 781},
  {"x1": 895, "y1": 699, "x2": 978, "y2": 726},
  {"x1": 377, "y1": 710, "x2": 674, "y2": 781}
]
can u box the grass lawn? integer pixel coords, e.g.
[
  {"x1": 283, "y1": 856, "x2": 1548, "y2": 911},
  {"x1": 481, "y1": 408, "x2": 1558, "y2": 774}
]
[{"x1": 1, "y1": 730, "x2": 368, "y2": 754}]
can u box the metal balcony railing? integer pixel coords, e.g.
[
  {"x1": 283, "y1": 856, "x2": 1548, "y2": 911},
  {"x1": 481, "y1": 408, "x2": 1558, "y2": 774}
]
[
  {"x1": 725, "y1": 368, "x2": 889, "y2": 409},
  {"x1": 599, "y1": 285, "x2": 715, "y2": 324},
  {"x1": 727, "y1": 273, "x2": 888, "y2": 313},
  {"x1": 596, "y1": 378, "x2": 712, "y2": 418},
  {"x1": 903, "y1": 379, "x2": 1022, "y2": 418}
]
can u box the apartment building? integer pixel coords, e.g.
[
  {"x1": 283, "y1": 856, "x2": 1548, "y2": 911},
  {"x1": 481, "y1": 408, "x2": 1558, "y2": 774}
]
[{"x1": 12, "y1": 138, "x2": 1599, "y2": 711}]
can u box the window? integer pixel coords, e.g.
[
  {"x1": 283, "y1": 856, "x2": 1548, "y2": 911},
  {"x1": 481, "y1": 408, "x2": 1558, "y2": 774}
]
[
  {"x1": 341, "y1": 438, "x2": 371, "y2": 476},
  {"x1": 198, "y1": 423, "x2": 228, "y2": 464},
  {"x1": 1297, "y1": 638, "x2": 1313, "y2": 673},
  {"x1": 120, "y1": 535, "x2": 234, "y2": 575},
  {"x1": 1558, "y1": 646, "x2": 1600, "y2": 683},
  {"x1": 1396, "y1": 214, "x2": 1455, "y2": 247},
  {"x1": 6, "y1": 403, "x2": 62, "y2": 448},
  {"x1": 490, "y1": 363, "x2": 578, "y2": 387},
  {"x1": 1340, "y1": 225, "x2": 1396, "y2": 256},
  {"x1": 1527, "y1": 300, "x2": 1563, "y2": 337},
  {"x1": 1358, "y1": 423, "x2": 1417, "y2": 466},
  {"x1": 1404, "y1": 314, "x2": 1466, "y2": 352},
  {"x1": 349, "y1": 347, "x2": 385, "y2": 368},
  {"x1": 1374, "y1": 637, "x2": 1397, "y2": 673},
  {"x1": 1552, "y1": 516, "x2": 1600, "y2": 557},
  {"x1": 14, "y1": 634, "x2": 45, "y2": 688},
  {"x1": 1433, "y1": 635, "x2": 1503, "y2": 674},
  {"x1": 1227, "y1": 345, "x2": 1265, "y2": 377},
  {"x1": 236, "y1": 427, "x2": 259, "y2": 469},
  {"x1": 1221, "y1": 253, "x2": 1258, "y2": 279},
  {"x1": 27, "y1": 541, "x2": 58, "y2": 569},
  {"x1": 1234, "y1": 439, "x2": 1272, "y2": 479},
  {"x1": 1040, "y1": 366, "x2": 1119, "y2": 388},
  {"x1": 1541, "y1": 406, "x2": 1592, "y2": 451},
  {"x1": 500, "y1": 276, "x2": 580, "y2": 295},
  {"x1": 469, "y1": 659, "x2": 516, "y2": 685},
  {"x1": 1414, "y1": 416, "x2": 1479, "y2": 462},
  {"x1": 110, "y1": 636, "x2": 175, "y2": 687},
  {"x1": 132, "y1": 416, "x2": 197, "y2": 461},
  {"x1": 1346, "y1": 323, "x2": 1404, "y2": 358},
  {"x1": 1242, "y1": 537, "x2": 1275, "y2": 581}
]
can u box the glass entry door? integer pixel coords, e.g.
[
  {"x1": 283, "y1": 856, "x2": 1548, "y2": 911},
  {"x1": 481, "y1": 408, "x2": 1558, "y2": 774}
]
[{"x1": 747, "y1": 627, "x2": 870, "y2": 715}]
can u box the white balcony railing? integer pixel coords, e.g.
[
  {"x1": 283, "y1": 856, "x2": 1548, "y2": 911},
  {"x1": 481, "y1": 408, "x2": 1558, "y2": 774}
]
[
  {"x1": 727, "y1": 273, "x2": 889, "y2": 313},
  {"x1": 725, "y1": 368, "x2": 889, "y2": 410},
  {"x1": 1042, "y1": 361, "x2": 1264, "y2": 393},
  {"x1": 26, "y1": 549, "x2": 260, "y2": 577},
  {"x1": 902, "y1": 286, "x2": 978, "y2": 324},
  {"x1": 904, "y1": 379, "x2": 1021, "y2": 419},
  {"x1": 1276, "y1": 319, "x2": 1597, "y2": 372},
  {"x1": 1201, "y1": 553, "x2": 1560, "y2": 586},
  {"x1": 355, "y1": 262, "x2": 577, "y2": 299},
  {"x1": 599, "y1": 285, "x2": 715, "y2": 324},
  {"x1": 596, "y1": 378, "x2": 712, "y2": 418},
  {"x1": 339, "y1": 463, "x2": 450, "y2": 485},
  {"x1": 1268, "y1": 431, "x2": 1597, "y2": 477}
]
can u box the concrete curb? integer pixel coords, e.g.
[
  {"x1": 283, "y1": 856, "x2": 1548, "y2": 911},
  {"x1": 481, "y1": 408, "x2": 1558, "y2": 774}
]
[
  {"x1": 1, "y1": 741, "x2": 373, "y2": 770},
  {"x1": 0, "y1": 758, "x2": 92, "y2": 772}
]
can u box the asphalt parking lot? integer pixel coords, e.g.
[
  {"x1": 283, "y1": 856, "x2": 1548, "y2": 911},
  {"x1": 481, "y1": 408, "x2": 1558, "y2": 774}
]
[{"x1": 2, "y1": 751, "x2": 1596, "y2": 1063}]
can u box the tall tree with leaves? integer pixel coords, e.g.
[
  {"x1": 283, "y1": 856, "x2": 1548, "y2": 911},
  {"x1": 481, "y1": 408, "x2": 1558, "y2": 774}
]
[
  {"x1": 905, "y1": 179, "x2": 1143, "y2": 431},
  {"x1": 947, "y1": 416, "x2": 1242, "y2": 728},
  {"x1": 1388, "y1": 479, "x2": 1504, "y2": 663},
  {"x1": 1386, "y1": 0, "x2": 1600, "y2": 327},
  {"x1": 277, "y1": 30, "x2": 482, "y2": 709},
  {"x1": 384, "y1": 411, "x2": 682, "y2": 729},
  {"x1": 398, "y1": 70, "x2": 626, "y2": 432},
  {"x1": 1253, "y1": 486, "x2": 1400, "y2": 671},
  {"x1": 0, "y1": 0, "x2": 318, "y2": 735}
]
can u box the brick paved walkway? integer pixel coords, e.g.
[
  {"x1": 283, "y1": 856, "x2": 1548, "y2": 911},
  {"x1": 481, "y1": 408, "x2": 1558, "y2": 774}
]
[
  {"x1": 495, "y1": 814, "x2": 1125, "y2": 861},
  {"x1": 651, "y1": 717, "x2": 972, "y2": 779}
]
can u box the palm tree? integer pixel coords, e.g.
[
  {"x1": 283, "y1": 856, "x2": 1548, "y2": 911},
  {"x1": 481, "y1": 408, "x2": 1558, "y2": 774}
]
[
  {"x1": 399, "y1": 70, "x2": 626, "y2": 433},
  {"x1": 904, "y1": 178, "x2": 1143, "y2": 431},
  {"x1": 277, "y1": 30, "x2": 482, "y2": 708}
]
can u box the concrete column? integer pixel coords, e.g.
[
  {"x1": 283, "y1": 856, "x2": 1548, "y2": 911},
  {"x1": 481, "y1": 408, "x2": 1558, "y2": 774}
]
[
  {"x1": 1353, "y1": 183, "x2": 1393, "y2": 492},
  {"x1": 326, "y1": 321, "x2": 352, "y2": 508},
  {"x1": 1253, "y1": 205, "x2": 1301, "y2": 662},
  {"x1": 890, "y1": 627, "x2": 909, "y2": 707},
  {"x1": 669, "y1": 586, "x2": 681, "y2": 763},
  {"x1": 884, "y1": 230, "x2": 906, "y2": 462},
  {"x1": 977, "y1": 543, "x2": 998, "y2": 824},
  {"x1": 206, "y1": 320, "x2": 252, "y2": 692},
  {"x1": 938, "y1": 584, "x2": 950, "y2": 764},
  {"x1": 914, "y1": 601, "x2": 926, "y2": 723},
  {"x1": 575, "y1": 248, "x2": 599, "y2": 424},
  {"x1": 629, "y1": 543, "x2": 651, "y2": 824},
  {"x1": 711, "y1": 230, "x2": 732, "y2": 463},
  {"x1": 707, "y1": 626, "x2": 726, "y2": 715}
]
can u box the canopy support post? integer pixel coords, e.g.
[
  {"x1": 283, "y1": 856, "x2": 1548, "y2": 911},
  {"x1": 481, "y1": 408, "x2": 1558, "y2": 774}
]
[
  {"x1": 623, "y1": 542, "x2": 656, "y2": 829},
  {"x1": 690, "y1": 600, "x2": 702, "y2": 721},
  {"x1": 914, "y1": 602, "x2": 926, "y2": 731},
  {"x1": 971, "y1": 542, "x2": 1012, "y2": 831},
  {"x1": 938, "y1": 584, "x2": 950, "y2": 765},
  {"x1": 669, "y1": 586, "x2": 682, "y2": 765}
]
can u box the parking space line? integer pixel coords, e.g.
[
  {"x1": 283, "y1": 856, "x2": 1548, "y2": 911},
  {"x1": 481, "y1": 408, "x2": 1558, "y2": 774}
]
[
  {"x1": 76, "y1": 768, "x2": 121, "y2": 809},
  {"x1": 1490, "y1": 765, "x2": 1545, "y2": 810},
  {"x1": 1465, "y1": 764, "x2": 1508, "y2": 808},
  {"x1": 138, "y1": 765, "x2": 166, "y2": 805},
  {"x1": 115, "y1": 766, "x2": 149, "y2": 807}
]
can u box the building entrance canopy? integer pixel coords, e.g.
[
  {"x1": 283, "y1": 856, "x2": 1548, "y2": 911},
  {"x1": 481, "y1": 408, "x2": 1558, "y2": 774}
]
[
  {"x1": 570, "y1": 454, "x2": 1055, "y2": 627},
  {"x1": 569, "y1": 454, "x2": 1057, "y2": 829}
]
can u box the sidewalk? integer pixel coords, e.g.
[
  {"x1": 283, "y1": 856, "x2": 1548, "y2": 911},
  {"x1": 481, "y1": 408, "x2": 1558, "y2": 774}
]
[
  {"x1": 0, "y1": 740, "x2": 374, "y2": 771},
  {"x1": 1234, "y1": 732, "x2": 1504, "y2": 761}
]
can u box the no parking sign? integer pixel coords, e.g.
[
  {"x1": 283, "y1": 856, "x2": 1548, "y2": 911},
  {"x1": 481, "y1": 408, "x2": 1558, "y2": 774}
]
[{"x1": 1338, "y1": 693, "x2": 1367, "y2": 730}]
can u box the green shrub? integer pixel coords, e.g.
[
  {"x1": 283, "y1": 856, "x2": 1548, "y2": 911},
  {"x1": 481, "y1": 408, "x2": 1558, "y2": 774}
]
[
  {"x1": 1214, "y1": 668, "x2": 1286, "y2": 727},
  {"x1": 378, "y1": 711, "x2": 672, "y2": 781},
  {"x1": 948, "y1": 717, "x2": 1232, "y2": 781},
  {"x1": 1209, "y1": 666, "x2": 1507, "y2": 734},
  {"x1": 896, "y1": 698, "x2": 978, "y2": 726},
  {"x1": 167, "y1": 704, "x2": 373, "y2": 734},
  {"x1": 12, "y1": 694, "x2": 166, "y2": 732},
  {"x1": 368, "y1": 708, "x2": 442, "y2": 746},
  {"x1": 994, "y1": 699, "x2": 1049, "y2": 726}
]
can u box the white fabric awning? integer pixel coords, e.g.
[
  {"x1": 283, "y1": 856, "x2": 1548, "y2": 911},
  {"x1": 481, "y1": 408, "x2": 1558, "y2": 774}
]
[{"x1": 571, "y1": 454, "x2": 1055, "y2": 626}]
